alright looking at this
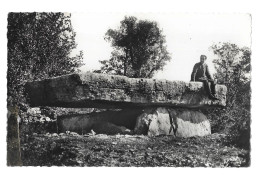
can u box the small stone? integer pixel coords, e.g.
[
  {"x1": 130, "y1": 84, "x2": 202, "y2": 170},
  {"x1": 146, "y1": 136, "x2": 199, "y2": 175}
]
[
  {"x1": 91, "y1": 129, "x2": 96, "y2": 135},
  {"x1": 52, "y1": 133, "x2": 58, "y2": 137},
  {"x1": 44, "y1": 132, "x2": 51, "y2": 137},
  {"x1": 70, "y1": 132, "x2": 79, "y2": 136},
  {"x1": 77, "y1": 160, "x2": 83, "y2": 164}
]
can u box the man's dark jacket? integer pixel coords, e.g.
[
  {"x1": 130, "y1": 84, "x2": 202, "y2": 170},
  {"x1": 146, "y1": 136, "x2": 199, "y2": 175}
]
[{"x1": 191, "y1": 62, "x2": 213, "y2": 82}]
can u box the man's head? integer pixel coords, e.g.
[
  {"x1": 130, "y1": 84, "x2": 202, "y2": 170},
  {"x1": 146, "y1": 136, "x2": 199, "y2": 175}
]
[{"x1": 200, "y1": 55, "x2": 207, "y2": 64}]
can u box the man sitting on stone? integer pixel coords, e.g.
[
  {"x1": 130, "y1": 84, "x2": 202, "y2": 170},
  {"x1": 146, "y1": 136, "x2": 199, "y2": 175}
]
[{"x1": 191, "y1": 55, "x2": 218, "y2": 100}]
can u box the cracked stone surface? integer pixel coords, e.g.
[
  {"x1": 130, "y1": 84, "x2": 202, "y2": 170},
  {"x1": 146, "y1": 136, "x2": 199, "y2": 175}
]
[
  {"x1": 134, "y1": 107, "x2": 211, "y2": 137},
  {"x1": 25, "y1": 72, "x2": 227, "y2": 108}
]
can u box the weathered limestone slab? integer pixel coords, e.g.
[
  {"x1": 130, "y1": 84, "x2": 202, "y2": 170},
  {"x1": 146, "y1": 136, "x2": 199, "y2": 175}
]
[
  {"x1": 134, "y1": 107, "x2": 211, "y2": 137},
  {"x1": 25, "y1": 72, "x2": 226, "y2": 108}
]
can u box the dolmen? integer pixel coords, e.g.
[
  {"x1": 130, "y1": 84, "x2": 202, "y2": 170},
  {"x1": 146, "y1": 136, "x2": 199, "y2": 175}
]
[{"x1": 25, "y1": 72, "x2": 227, "y2": 137}]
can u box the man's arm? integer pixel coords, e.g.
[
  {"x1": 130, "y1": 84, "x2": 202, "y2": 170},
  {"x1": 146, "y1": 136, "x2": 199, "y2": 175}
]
[{"x1": 190, "y1": 64, "x2": 198, "y2": 81}]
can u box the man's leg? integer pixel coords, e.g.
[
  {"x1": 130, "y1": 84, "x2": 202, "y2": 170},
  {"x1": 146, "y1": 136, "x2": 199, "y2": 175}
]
[
  {"x1": 209, "y1": 80, "x2": 216, "y2": 95},
  {"x1": 201, "y1": 80, "x2": 211, "y2": 95},
  {"x1": 201, "y1": 80, "x2": 218, "y2": 100}
]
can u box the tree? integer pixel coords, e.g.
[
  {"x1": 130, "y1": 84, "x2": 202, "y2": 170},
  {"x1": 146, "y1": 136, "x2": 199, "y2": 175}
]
[
  {"x1": 7, "y1": 12, "x2": 84, "y2": 105},
  {"x1": 211, "y1": 43, "x2": 251, "y2": 107},
  {"x1": 94, "y1": 16, "x2": 171, "y2": 78},
  {"x1": 207, "y1": 42, "x2": 251, "y2": 148},
  {"x1": 7, "y1": 13, "x2": 85, "y2": 165}
]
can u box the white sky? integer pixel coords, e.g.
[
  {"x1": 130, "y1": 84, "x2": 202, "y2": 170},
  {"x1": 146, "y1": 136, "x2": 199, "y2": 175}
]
[{"x1": 71, "y1": 13, "x2": 251, "y2": 82}]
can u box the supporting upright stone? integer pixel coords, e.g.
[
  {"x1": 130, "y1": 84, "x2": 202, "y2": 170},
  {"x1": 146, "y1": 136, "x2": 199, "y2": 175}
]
[
  {"x1": 134, "y1": 107, "x2": 211, "y2": 137},
  {"x1": 57, "y1": 107, "x2": 211, "y2": 137},
  {"x1": 57, "y1": 109, "x2": 143, "y2": 134}
]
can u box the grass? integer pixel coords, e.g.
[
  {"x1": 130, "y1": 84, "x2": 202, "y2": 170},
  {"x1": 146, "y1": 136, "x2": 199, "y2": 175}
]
[{"x1": 20, "y1": 132, "x2": 250, "y2": 167}]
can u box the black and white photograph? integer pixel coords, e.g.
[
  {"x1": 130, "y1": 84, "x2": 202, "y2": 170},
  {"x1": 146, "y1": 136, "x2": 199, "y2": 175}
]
[{"x1": 2, "y1": 0, "x2": 259, "y2": 171}]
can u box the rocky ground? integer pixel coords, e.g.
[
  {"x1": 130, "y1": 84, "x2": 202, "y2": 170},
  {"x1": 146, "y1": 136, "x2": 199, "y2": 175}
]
[
  {"x1": 17, "y1": 107, "x2": 250, "y2": 167},
  {"x1": 20, "y1": 132, "x2": 250, "y2": 167}
]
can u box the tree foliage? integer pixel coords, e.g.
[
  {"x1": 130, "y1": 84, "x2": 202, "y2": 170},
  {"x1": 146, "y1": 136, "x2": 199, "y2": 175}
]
[
  {"x1": 7, "y1": 12, "x2": 84, "y2": 105},
  {"x1": 206, "y1": 42, "x2": 251, "y2": 148},
  {"x1": 94, "y1": 16, "x2": 171, "y2": 78},
  {"x1": 212, "y1": 43, "x2": 251, "y2": 108}
]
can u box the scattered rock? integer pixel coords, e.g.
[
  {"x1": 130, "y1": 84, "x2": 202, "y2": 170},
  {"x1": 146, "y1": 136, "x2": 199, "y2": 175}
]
[
  {"x1": 52, "y1": 133, "x2": 58, "y2": 137},
  {"x1": 44, "y1": 133, "x2": 52, "y2": 137},
  {"x1": 27, "y1": 108, "x2": 41, "y2": 115},
  {"x1": 70, "y1": 132, "x2": 79, "y2": 136},
  {"x1": 91, "y1": 129, "x2": 96, "y2": 135}
]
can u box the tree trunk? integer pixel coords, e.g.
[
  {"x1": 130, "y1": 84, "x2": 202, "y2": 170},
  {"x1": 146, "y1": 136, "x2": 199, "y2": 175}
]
[{"x1": 7, "y1": 105, "x2": 22, "y2": 166}]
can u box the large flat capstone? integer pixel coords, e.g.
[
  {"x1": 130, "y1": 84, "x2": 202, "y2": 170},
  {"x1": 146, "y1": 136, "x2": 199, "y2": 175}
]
[{"x1": 25, "y1": 72, "x2": 227, "y2": 108}]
